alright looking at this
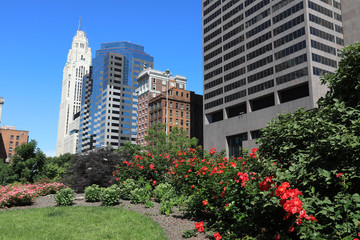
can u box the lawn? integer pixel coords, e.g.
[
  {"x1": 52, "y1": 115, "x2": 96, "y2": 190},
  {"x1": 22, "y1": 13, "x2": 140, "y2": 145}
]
[{"x1": 0, "y1": 206, "x2": 168, "y2": 240}]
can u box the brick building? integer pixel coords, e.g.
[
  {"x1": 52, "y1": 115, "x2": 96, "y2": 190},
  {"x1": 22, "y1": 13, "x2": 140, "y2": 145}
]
[
  {"x1": 136, "y1": 68, "x2": 203, "y2": 146},
  {"x1": 0, "y1": 126, "x2": 29, "y2": 160}
]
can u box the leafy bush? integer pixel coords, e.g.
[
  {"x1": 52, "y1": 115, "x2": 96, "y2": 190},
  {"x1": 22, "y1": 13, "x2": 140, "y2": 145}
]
[
  {"x1": 130, "y1": 184, "x2": 152, "y2": 204},
  {"x1": 100, "y1": 185, "x2": 120, "y2": 206},
  {"x1": 160, "y1": 200, "x2": 175, "y2": 215},
  {"x1": 84, "y1": 184, "x2": 103, "y2": 202},
  {"x1": 62, "y1": 147, "x2": 123, "y2": 192},
  {"x1": 153, "y1": 183, "x2": 176, "y2": 202},
  {"x1": 54, "y1": 188, "x2": 75, "y2": 206},
  {"x1": 119, "y1": 179, "x2": 137, "y2": 200},
  {"x1": 144, "y1": 199, "x2": 154, "y2": 208}
]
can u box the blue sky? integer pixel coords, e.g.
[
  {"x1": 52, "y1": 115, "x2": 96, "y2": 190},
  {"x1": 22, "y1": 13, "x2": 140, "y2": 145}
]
[{"x1": 0, "y1": 0, "x2": 202, "y2": 157}]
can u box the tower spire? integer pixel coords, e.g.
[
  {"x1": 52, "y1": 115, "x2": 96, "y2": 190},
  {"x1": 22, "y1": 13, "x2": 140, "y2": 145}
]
[{"x1": 78, "y1": 16, "x2": 81, "y2": 31}]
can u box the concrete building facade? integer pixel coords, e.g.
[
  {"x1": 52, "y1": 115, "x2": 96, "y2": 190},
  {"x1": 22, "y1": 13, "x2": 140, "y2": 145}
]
[
  {"x1": 77, "y1": 42, "x2": 153, "y2": 152},
  {"x1": 0, "y1": 126, "x2": 29, "y2": 160},
  {"x1": 56, "y1": 22, "x2": 91, "y2": 156},
  {"x1": 202, "y1": 0, "x2": 344, "y2": 156},
  {"x1": 341, "y1": 0, "x2": 360, "y2": 45}
]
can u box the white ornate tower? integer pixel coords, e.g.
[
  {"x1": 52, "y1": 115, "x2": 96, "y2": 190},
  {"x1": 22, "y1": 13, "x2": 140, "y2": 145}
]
[{"x1": 56, "y1": 19, "x2": 91, "y2": 156}]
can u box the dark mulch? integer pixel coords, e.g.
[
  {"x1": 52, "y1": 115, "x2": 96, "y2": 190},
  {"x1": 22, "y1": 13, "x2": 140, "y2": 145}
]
[{"x1": 0, "y1": 194, "x2": 208, "y2": 240}]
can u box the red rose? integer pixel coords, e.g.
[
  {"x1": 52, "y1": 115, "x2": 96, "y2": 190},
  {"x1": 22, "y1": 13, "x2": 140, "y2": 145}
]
[
  {"x1": 202, "y1": 200, "x2": 208, "y2": 206},
  {"x1": 214, "y1": 232, "x2": 221, "y2": 240},
  {"x1": 194, "y1": 221, "x2": 204, "y2": 232}
]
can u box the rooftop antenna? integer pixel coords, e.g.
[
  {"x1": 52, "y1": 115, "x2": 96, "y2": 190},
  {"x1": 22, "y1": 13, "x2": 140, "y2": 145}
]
[{"x1": 78, "y1": 16, "x2": 81, "y2": 31}]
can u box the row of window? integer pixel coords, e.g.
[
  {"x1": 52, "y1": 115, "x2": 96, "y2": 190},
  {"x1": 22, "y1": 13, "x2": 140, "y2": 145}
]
[
  {"x1": 245, "y1": 0, "x2": 270, "y2": 18},
  {"x1": 223, "y1": 0, "x2": 240, "y2": 12},
  {"x1": 205, "y1": 98, "x2": 223, "y2": 110},
  {"x1": 204, "y1": 18, "x2": 221, "y2": 35},
  {"x1": 311, "y1": 40, "x2": 336, "y2": 55},
  {"x1": 204, "y1": 0, "x2": 221, "y2": 17},
  {"x1": 224, "y1": 45, "x2": 245, "y2": 61},
  {"x1": 274, "y1": 27, "x2": 305, "y2": 48},
  {"x1": 224, "y1": 78, "x2": 246, "y2": 92},
  {"x1": 205, "y1": 87, "x2": 223, "y2": 100},
  {"x1": 204, "y1": 27, "x2": 222, "y2": 43},
  {"x1": 246, "y1": 19, "x2": 271, "y2": 38},
  {"x1": 272, "y1": 0, "x2": 295, "y2": 13},
  {"x1": 204, "y1": 77, "x2": 223, "y2": 90},
  {"x1": 224, "y1": 56, "x2": 245, "y2": 71},
  {"x1": 223, "y1": 14, "x2": 243, "y2": 31},
  {"x1": 248, "y1": 79, "x2": 274, "y2": 95},
  {"x1": 312, "y1": 53, "x2": 337, "y2": 68},
  {"x1": 273, "y1": 1, "x2": 303, "y2": 24},
  {"x1": 248, "y1": 67, "x2": 273, "y2": 83},
  {"x1": 310, "y1": 26, "x2": 334, "y2": 43},
  {"x1": 309, "y1": 13, "x2": 333, "y2": 30},
  {"x1": 204, "y1": 37, "x2": 222, "y2": 53},
  {"x1": 276, "y1": 67, "x2": 308, "y2": 85},
  {"x1": 223, "y1": 3, "x2": 243, "y2": 21},
  {"x1": 225, "y1": 89, "x2": 247, "y2": 103},
  {"x1": 274, "y1": 40, "x2": 306, "y2": 60},
  {"x1": 204, "y1": 8, "x2": 221, "y2": 25},
  {"x1": 247, "y1": 55, "x2": 273, "y2": 72},
  {"x1": 223, "y1": 35, "x2": 244, "y2": 51},
  {"x1": 223, "y1": 24, "x2": 244, "y2": 41},
  {"x1": 309, "y1": 0, "x2": 332, "y2": 18},
  {"x1": 204, "y1": 67, "x2": 223, "y2": 80},
  {"x1": 275, "y1": 54, "x2": 307, "y2": 73},
  {"x1": 247, "y1": 43, "x2": 272, "y2": 60},
  {"x1": 204, "y1": 47, "x2": 222, "y2": 62},
  {"x1": 274, "y1": 14, "x2": 304, "y2": 36},
  {"x1": 204, "y1": 57, "x2": 222, "y2": 71},
  {"x1": 224, "y1": 67, "x2": 246, "y2": 82},
  {"x1": 245, "y1": 8, "x2": 270, "y2": 29},
  {"x1": 246, "y1": 31, "x2": 271, "y2": 50}
]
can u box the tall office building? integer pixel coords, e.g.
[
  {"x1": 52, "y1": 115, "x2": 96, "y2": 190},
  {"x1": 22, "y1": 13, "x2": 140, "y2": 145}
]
[
  {"x1": 56, "y1": 21, "x2": 91, "y2": 156},
  {"x1": 202, "y1": 0, "x2": 344, "y2": 156},
  {"x1": 78, "y1": 42, "x2": 153, "y2": 152}
]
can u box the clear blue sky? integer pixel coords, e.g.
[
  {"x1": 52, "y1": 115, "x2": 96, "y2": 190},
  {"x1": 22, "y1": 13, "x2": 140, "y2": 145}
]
[{"x1": 0, "y1": 0, "x2": 202, "y2": 157}]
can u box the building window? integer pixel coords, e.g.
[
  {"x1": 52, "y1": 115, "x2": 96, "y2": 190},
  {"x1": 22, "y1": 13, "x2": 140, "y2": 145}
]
[
  {"x1": 176, "y1": 111, "x2": 179, "y2": 117},
  {"x1": 152, "y1": 84, "x2": 156, "y2": 90},
  {"x1": 170, "y1": 110, "x2": 173, "y2": 116},
  {"x1": 181, "y1": 120, "x2": 183, "y2": 126},
  {"x1": 181, "y1": 92, "x2": 184, "y2": 97},
  {"x1": 16, "y1": 142, "x2": 19, "y2": 146},
  {"x1": 10, "y1": 135, "x2": 14, "y2": 140},
  {"x1": 176, "y1": 103, "x2": 179, "y2": 109},
  {"x1": 170, "y1": 82, "x2": 175, "y2": 87},
  {"x1": 9, "y1": 147, "x2": 12, "y2": 152},
  {"x1": 186, "y1": 112, "x2": 189, "y2": 119},
  {"x1": 16, "y1": 136, "x2": 20, "y2": 140},
  {"x1": 181, "y1": 104, "x2": 184, "y2": 109},
  {"x1": 170, "y1": 102, "x2": 173, "y2": 108},
  {"x1": 170, "y1": 118, "x2": 173, "y2": 124},
  {"x1": 176, "y1": 119, "x2": 179, "y2": 125},
  {"x1": 153, "y1": 78, "x2": 156, "y2": 83},
  {"x1": 181, "y1": 112, "x2": 184, "y2": 117},
  {"x1": 176, "y1": 91, "x2": 179, "y2": 96},
  {"x1": 10, "y1": 141, "x2": 13, "y2": 146},
  {"x1": 162, "y1": 80, "x2": 166, "y2": 85},
  {"x1": 8, "y1": 153, "x2": 12, "y2": 157}
]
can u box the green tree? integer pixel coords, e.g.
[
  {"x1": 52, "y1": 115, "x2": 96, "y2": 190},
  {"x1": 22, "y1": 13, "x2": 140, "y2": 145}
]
[
  {"x1": 257, "y1": 43, "x2": 360, "y2": 238},
  {"x1": 145, "y1": 123, "x2": 198, "y2": 158},
  {"x1": 11, "y1": 139, "x2": 46, "y2": 183},
  {"x1": 42, "y1": 153, "x2": 74, "y2": 181}
]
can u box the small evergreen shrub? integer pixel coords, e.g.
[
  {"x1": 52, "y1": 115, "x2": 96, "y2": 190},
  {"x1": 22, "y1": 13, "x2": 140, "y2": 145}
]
[
  {"x1": 100, "y1": 185, "x2": 120, "y2": 206},
  {"x1": 119, "y1": 179, "x2": 137, "y2": 200},
  {"x1": 54, "y1": 188, "x2": 75, "y2": 206},
  {"x1": 84, "y1": 184, "x2": 103, "y2": 202}
]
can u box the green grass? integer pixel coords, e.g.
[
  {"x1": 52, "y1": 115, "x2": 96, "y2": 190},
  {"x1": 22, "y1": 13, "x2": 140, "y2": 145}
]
[{"x1": 0, "y1": 207, "x2": 168, "y2": 240}]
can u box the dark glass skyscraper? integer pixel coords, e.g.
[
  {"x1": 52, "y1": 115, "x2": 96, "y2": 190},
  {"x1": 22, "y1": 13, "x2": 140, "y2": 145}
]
[{"x1": 78, "y1": 41, "x2": 154, "y2": 152}]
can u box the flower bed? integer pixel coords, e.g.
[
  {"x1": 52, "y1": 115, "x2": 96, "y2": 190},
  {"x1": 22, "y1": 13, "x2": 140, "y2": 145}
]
[{"x1": 0, "y1": 182, "x2": 67, "y2": 208}]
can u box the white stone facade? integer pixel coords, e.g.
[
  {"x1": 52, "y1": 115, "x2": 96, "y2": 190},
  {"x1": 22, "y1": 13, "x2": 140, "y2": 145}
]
[{"x1": 56, "y1": 26, "x2": 91, "y2": 156}]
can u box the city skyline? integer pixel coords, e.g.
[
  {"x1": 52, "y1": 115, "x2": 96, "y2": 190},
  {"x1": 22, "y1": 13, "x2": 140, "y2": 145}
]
[{"x1": 0, "y1": 0, "x2": 202, "y2": 157}]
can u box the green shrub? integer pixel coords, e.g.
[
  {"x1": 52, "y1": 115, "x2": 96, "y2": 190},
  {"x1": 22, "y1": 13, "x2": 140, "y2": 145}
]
[
  {"x1": 153, "y1": 183, "x2": 176, "y2": 202},
  {"x1": 144, "y1": 199, "x2": 154, "y2": 208},
  {"x1": 54, "y1": 188, "x2": 75, "y2": 206},
  {"x1": 130, "y1": 185, "x2": 152, "y2": 204},
  {"x1": 160, "y1": 200, "x2": 175, "y2": 215},
  {"x1": 119, "y1": 179, "x2": 137, "y2": 200},
  {"x1": 100, "y1": 185, "x2": 120, "y2": 206},
  {"x1": 84, "y1": 184, "x2": 103, "y2": 202}
]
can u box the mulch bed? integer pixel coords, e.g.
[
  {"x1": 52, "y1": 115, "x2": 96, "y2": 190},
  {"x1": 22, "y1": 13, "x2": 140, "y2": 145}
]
[{"x1": 0, "y1": 194, "x2": 208, "y2": 240}]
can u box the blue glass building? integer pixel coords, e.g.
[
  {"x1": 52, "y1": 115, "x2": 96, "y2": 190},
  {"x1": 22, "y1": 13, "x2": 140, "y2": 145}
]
[{"x1": 78, "y1": 41, "x2": 154, "y2": 152}]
